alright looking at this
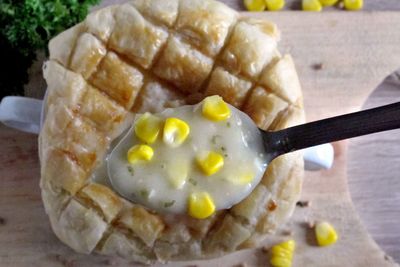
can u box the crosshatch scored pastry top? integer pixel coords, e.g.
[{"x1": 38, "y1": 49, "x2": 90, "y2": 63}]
[{"x1": 40, "y1": 0, "x2": 305, "y2": 263}]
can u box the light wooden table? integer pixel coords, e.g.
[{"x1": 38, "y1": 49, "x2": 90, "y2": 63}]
[
  {"x1": 222, "y1": 1, "x2": 400, "y2": 262},
  {"x1": 348, "y1": 74, "x2": 400, "y2": 263},
  {"x1": 13, "y1": 1, "x2": 400, "y2": 265}
]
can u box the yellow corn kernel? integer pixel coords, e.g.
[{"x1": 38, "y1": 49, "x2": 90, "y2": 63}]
[
  {"x1": 319, "y1": 0, "x2": 338, "y2": 6},
  {"x1": 134, "y1": 113, "x2": 163, "y2": 144},
  {"x1": 163, "y1": 117, "x2": 190, "y2": 147},
  {"x1": 196, "y1": 151, "x2": 224, "y2": 176},
  {"x1": 270, "y1": 240, "x2": 295, "y2": 267},
  {"x1": 266, "y1": 0, "x2": 285, "y2": 11},
  {"x1": 279, "y1": 239, "x2": 295, "y2": 251},
  {"x1": 244, "y1": 0, "x2": 266, "y2": 11},
  {"x1": 202, "y1": 95, "x2": 231, "y2": 121},
  {"x1": 188, "y1": 192, "x2": 216, "y2": 219},
  {"x1": 270, "y1": 256, "x2": 292, "y2": 267},
  {"x1": 127, "y1": 145, "x2": 154, "y2": 164},
  {"x1": 315, "y1": 221, "x2": 338, "y2": 246},
  {"x1": 302, "y1": 0, "x2": 322, "y2": 11},
  {"x1": 167, "y1": 160, "x2": 188, "y2": 189},
  {"x1": 271, "y1": 245, "x2": 293, "y2": 259},
  {"x1": 344, "y1": 0, "x2": 363, "y2": 10}
]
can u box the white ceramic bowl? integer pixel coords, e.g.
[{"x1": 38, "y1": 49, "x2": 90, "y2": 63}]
[{"x1": 0, "y1": 95, "x2": 334, "y2": 170}]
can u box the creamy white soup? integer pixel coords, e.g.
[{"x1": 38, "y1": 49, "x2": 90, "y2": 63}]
[{"x1": 107, "y1": 96, "x2": 267, "y2": 219}]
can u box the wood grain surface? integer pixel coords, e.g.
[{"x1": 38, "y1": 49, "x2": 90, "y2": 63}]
[
  {"x1": 212, "y1": 6, "x2": 400, "y2": 264},
  {"x1": 348, "y1": 72, "x2": 400, "y2": 262},
  {"x1": 5, "y1": 6, "x2": 400, "y2": 267}
]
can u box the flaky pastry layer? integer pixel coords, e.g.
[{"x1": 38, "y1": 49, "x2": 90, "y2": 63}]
[{"x1": 40, "y1": 0, "x2": 305, "y2": 263}]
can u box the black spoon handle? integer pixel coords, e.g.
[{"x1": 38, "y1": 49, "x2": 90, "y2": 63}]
[{"x1": 262, "y1": 101, "x2": 400, "y2": 161}]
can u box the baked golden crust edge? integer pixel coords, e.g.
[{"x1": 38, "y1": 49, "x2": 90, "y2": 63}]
[{"x1": 40, "y1": 0, "x2": 305, "y2": 263}]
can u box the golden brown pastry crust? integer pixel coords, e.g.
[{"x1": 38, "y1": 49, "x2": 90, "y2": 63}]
[{"x1": 40, "y1": 0, "x2": 305, "y2": 263}]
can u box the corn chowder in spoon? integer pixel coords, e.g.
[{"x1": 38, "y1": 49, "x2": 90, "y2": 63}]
[{"x1": 108, "y1": 96, "x2": 267, "y2": 219}]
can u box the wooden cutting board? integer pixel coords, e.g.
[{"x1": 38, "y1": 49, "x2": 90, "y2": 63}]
[{"x1": 1, "y1": 11, "x2": 400, "y2": 267}]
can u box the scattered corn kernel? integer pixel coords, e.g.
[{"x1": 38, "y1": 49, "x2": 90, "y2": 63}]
[
  {"x1": 271, "y1": 246, "x2": 293, "y2": 259},
  {"x1": 270, "y1": 240, "x2": 295, "y2": 267},
  {"x1": 315, "y1": 221, "x2": 338, "y2": 246},
  {"x1": 279, "y1": 239, "x2": 295, "y2": 251},
  {"x1": 196, "y1": 151, "x2": 224, "y2": 176},
  {"x1": 243, "y1": 0, "x2": 266, "y2": 11},
  {"x1": 127, "y1": 145, "x2": 154, "y2": 164},
  {"x1": 302, "y1": 0, "x2": 322, "y2": 11},
  {"x1": 134, "y1": 113, "x2": 163, "y2": 144},
  {"x1": 318, "y1": 0, "x2": 338, "y2": 6},
  {"x1": 271, "y1": 247, "x2": 293, "y2": 260},
  {"x1": 167, "y1": 160, "x2": 188, "y2": 189},
  {"x1": 188, "y1": 192, "x2": 216, "y2": 219},
  {"x1": 202, "y1": 95, "x2": 231, "y2": 121},
  {"x1": 163, "y1": 117, "x2": 190, "y2": 147},
  {"x1": 266, "y1": 0, "x2": 285, "y2": 11},
  {"x1": 344, "y1": 0, "x2": 363, "y2": 10}
]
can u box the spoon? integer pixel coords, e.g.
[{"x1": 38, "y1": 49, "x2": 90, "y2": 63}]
[
  {"x1": 262, "y1": 101, "x2": 400, "y2": 163},
  {"x1": 106, "y1": 98, "x2": 399, "y2": 215}
]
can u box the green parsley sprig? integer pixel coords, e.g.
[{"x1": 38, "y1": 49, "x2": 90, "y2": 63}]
[{"x1": 0, "y1": 0, "x2": 99, "y2": 99}]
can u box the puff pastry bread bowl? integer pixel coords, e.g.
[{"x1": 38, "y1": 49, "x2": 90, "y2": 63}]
[{"x1": 39, "y1": 0, "x2": 305, "y2": 263}]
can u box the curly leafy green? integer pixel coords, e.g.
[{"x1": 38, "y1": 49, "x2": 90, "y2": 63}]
[{"x1": 0, "y1": 0, "x2": 99, "y2": 98}]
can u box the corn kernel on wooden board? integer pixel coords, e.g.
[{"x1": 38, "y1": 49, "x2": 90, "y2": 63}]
[{"x1": 2, "y1": 11, "x2": 400, "y2": 267}]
